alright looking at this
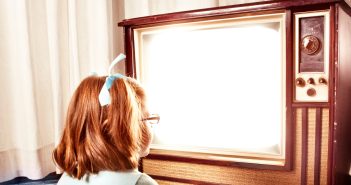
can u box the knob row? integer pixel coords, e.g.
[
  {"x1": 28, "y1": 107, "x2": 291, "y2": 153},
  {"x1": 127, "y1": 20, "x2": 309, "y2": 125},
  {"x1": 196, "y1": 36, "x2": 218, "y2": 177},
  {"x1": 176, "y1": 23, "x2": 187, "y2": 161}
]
[{"x1": 296, "y1": 77, "x2": 327, "y2": 87}]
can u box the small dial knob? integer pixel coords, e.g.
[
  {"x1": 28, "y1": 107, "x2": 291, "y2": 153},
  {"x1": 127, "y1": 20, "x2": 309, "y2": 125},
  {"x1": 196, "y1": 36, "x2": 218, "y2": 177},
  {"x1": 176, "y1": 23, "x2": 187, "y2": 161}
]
[
  {"x1": 307, "y1": 88, "x2": 317, "y2": 97},
  {"x1": 318, "y1": 77, "x2": 328, "y2": 85},
  {"x1": 307, "y1": 78, "x2": 315, "y2": 85},
  {"x1": 296, "y1": 77, "x2": 305, "y2": 87},
  {"x1": 301, "y1": 35, "x2": 321, "y2": 55}
]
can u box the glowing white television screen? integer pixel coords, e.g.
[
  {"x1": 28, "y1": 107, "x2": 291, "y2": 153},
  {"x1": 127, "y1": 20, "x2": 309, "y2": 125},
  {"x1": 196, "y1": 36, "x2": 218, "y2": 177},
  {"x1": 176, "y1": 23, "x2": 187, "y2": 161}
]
[{"x1": 134, "y1": 13, "x2": 287, "y2": 164}]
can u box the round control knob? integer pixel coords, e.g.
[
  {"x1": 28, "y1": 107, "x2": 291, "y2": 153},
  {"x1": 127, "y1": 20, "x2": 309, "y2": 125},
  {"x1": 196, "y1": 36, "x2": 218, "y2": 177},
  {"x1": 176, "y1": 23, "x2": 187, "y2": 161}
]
[
  {"x1": 296, "y1": 77, "x2": 306, "y2": 87},
  {"x1": 307, "y1": 78, "x2": 315, "y2": 85},
  {"x1": 318, "y1": 77, "x2": 328, "y2": 85},
  {"x1": 301, "y1": 35, "x2": 321, "y2": 55},
  {"x1": 307, "y1": 88, "x2": 317, "y2": 97}
]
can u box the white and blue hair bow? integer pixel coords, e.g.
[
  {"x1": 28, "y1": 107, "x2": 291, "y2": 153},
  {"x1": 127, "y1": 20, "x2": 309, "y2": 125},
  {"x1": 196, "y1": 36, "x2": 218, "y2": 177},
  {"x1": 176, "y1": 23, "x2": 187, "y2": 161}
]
[{"x1": 98, "y1": 54, "x2": 126, "y2": 106}]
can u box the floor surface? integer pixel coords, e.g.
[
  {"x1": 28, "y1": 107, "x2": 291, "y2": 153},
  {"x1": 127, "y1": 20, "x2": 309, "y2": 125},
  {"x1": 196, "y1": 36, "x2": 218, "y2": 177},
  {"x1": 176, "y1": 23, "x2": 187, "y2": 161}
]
[{"x1": 0, "y1": 173, "x2": 60, "y2": 185}]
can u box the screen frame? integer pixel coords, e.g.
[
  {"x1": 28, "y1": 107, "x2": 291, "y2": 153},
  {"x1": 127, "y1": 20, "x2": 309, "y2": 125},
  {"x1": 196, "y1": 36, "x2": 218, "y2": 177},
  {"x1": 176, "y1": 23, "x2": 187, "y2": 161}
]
[{"x1": 121, "y1": 9, "x2": 293, "y2": 171}]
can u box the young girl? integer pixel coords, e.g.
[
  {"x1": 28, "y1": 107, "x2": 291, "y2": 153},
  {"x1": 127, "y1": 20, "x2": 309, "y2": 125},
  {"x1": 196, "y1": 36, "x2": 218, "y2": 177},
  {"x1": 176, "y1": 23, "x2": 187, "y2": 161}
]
[{"x1": 53, "y1": 68, "x2": 158, "y2": 184}]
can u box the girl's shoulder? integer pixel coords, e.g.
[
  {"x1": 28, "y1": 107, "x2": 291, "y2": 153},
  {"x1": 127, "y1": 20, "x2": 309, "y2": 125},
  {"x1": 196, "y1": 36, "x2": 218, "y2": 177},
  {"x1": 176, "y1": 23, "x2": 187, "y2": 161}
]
[
  {"x1": 57, "y1": 170, "x2": 157, "y2": 185},
  {"x1": 136, "y1": 173, "x2": 158, "y2": 185}
]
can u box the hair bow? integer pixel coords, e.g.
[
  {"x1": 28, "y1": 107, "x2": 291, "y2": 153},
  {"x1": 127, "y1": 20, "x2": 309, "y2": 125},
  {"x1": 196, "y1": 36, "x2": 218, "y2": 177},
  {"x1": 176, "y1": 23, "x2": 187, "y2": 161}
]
[{"x1": 98, "y1": 54, "x2": 126, "y2": 106}]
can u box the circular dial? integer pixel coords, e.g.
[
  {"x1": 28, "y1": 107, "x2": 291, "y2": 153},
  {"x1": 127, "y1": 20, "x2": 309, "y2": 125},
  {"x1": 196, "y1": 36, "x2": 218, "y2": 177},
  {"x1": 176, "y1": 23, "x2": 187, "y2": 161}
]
[
  {"x1": 307, "y1": 88, "x2": 317, "y2": 97},
  {"x1": 307, "y1": 78, "x2": 315, "y2": 85},
  {"x1": 301, "y1": 35, "x2": 321, "y2": 55},
  {"x1": 318, "y1": 77, "x2": 328, "y2": 85},
  {"x1": 296, "y1": 77, "x2": 306, "y2": 87}
]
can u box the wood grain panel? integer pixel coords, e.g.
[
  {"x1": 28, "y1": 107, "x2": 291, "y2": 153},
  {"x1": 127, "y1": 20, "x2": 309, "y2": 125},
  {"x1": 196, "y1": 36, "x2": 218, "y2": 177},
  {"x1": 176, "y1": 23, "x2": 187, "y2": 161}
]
[
  {"x1": 314, "y1": 108, "x2": 322, "y2": 185},
  {"x1": 320, "y1": 109, "x2": 330, "y2": 185},
  {"x1": 301, "y1": 108, "x2": 308, "y2": 185},
  {"x1": 307, "y1": 109, "x2": 316, "y2": 185}
]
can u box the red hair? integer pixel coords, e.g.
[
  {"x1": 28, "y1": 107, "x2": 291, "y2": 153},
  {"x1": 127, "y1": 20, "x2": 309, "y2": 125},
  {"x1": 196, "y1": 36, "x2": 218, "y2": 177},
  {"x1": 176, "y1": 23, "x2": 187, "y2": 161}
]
[{"x1": 53, "y1": 76, "x2": 151, "y2": 179}]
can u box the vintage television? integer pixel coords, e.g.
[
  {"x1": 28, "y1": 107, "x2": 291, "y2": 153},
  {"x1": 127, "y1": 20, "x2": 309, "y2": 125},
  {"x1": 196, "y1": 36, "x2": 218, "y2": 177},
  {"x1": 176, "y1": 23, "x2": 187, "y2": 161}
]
[{"x1": 119, "y1": 0, "x2": 351, "y2": 184}]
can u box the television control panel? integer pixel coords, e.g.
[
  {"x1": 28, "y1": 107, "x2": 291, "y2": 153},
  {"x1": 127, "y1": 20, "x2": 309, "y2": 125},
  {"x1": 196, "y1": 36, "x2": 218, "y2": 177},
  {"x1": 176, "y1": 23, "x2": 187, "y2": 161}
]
[{"x1": 294, "y1": 11, "x2": 330, "y2": 102}]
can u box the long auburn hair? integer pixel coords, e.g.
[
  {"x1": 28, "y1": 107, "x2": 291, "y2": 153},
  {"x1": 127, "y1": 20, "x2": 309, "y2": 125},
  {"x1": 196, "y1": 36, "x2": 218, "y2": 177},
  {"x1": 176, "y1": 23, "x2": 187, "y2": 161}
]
[{"x1": 53, "y1": 76, "x2": 151, "y2": 179}]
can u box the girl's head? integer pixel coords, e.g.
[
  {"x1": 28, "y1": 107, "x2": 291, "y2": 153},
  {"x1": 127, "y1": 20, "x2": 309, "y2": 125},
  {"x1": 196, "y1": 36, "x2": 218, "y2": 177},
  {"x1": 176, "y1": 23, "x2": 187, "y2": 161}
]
[{"x1": 53, "y1": 75, "x2": 153, "y2": 179}]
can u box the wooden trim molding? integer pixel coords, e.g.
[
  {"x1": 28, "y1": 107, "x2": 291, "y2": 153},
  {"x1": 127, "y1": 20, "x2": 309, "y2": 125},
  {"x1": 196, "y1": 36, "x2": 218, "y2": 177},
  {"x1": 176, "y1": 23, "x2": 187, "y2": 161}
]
[
  {"x1": 328, "y1": 4, "x2": 336, "y2": 185},
  {"x1": 292, "y1": 103, "x2": 330, "y2": 108},
  {"x1": 145, "y1": 153, "x2": 287, "y2": 170},
  {"x1": 339, "y1": 0, "x2": 351, "y2": 16},
  {"x1": 301, "y1": 108, "x2": 308, "y2": 185},
  {"x1": 118, "y1": 0, "x2": 340, "y2": 27},
  {"x1": 314, "y1": 108, "x2": 322, "y2": 185},
  {"x1": 285, "y1": 9, "x2": 294, "y2": 171},
  {"x1": 124, "y1": 27, "x2": 135, "y2": 78}
]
